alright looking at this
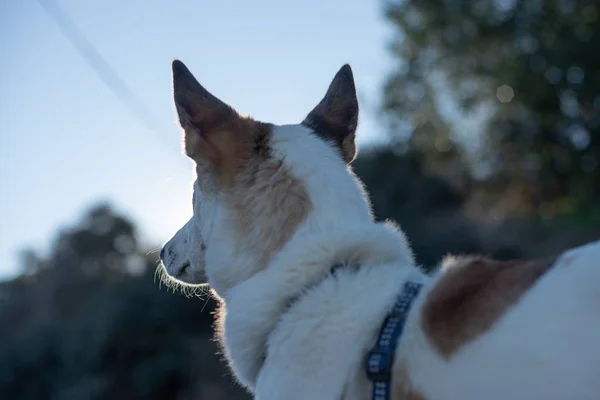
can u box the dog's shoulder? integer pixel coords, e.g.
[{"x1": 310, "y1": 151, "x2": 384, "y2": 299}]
[{"x1": 420, "y1": 254, "x2": 557, "y2": 358}]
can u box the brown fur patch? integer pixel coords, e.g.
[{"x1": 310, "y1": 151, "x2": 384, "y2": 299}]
[
  {"x1": 226, "y1": 135, "x2": 311, "y2": 272},
  {"x1": 422, "y1": 255, "x2": 557, "y2": 358},
  {"x1": 190, "y1": 118, "x2": 311, "y2": 286},
  {"x1": 186, "y1": 116, "x2": 271, "y2": 187}
]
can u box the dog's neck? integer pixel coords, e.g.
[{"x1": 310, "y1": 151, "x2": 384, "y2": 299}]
[{"x1": 216, "y1": 220, "x2": 418, "y2": 390}]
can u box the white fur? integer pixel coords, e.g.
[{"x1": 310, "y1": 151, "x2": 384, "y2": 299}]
[
  {"x1": 162, "y1": 122, "x2": 600, "y2": 399},
  {"x1": 208, "y1": 125, "x2": 420, "y2": 399},
  {"x1": 223, "y1": 221, "x2": 419, "y2": 390}
]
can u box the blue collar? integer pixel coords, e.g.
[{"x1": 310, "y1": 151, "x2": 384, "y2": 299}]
[{"x1": 366, "y1": 280, "x2": 423, "y2": 400}]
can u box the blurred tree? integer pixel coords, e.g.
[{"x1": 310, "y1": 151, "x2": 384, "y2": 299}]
[
  {"x1": 352, "y1": 147, "x2": 488, "y2": 268},
  {"x1": 0, "y1": 204, "x2": 249, "y2": 400},
  {"x1": 382, "y1": 0, "x2": 600, "y2": 217}
]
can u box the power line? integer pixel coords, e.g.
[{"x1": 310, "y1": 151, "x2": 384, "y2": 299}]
[{"x1": 35, "y1": 0, "x2": 185, "y2": 164}]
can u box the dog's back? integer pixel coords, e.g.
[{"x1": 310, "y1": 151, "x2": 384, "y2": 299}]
[{"x1": 389, "y1": 239, "x2": 600, "y2": 400}]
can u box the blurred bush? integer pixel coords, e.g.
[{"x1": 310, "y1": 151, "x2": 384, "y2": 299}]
[{"x1": 0, "y1": 204, "x2": 250, "y2": 400}]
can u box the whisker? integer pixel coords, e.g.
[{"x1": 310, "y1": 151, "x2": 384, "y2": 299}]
[
  {"x1": 146, "y1": 247, "x2": 161, "y2": 256},
  {"x1": 201, "y1": 296, "x2": 211, "y2": 312},
  {"x1": 154, "y1": 262, "x2": 209, "y2": 299},
  {"x1": 154, "y1": 262, "x2": 161, "y2": 285}
]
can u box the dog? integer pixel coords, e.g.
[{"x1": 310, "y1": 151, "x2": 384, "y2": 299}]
[{"x1": 159, "y1": 59, "x2": 600, "y2": 400}]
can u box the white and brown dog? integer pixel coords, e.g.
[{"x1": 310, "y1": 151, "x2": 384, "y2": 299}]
[{"x1": 159, "y1": 59, "x2": 600, "y2": 400}]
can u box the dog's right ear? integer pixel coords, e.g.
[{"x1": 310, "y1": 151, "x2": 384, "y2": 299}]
[
  {"x1": 172, "y1": 60, "x2": 243, "y2": 164},
  {"x1": 303, "y1": 64, "x2": 359, "y2": 164}
]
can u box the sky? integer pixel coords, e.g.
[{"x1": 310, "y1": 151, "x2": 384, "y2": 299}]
[{"x1": 0, "y1": 0, "x2": 395, "y2": 279}]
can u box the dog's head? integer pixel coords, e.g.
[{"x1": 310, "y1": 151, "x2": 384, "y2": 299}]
[{"x1": 160, "y1": 60, "x2": 372, "y2": 296}]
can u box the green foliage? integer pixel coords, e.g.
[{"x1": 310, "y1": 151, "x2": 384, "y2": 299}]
[
  {"x1": 382, "y1": 0, "x2": 600, "y2": 214},
  {"x1": 0, "y1": 205, "x2": 249, "y2": 400},
  {"x1": 352, "y1": 148, "x2": 487, "y2": 267}
]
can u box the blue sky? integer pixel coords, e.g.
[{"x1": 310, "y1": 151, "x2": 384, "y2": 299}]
[{"x1": 0, "y1": 0, "x2": 394, "y2": 279}]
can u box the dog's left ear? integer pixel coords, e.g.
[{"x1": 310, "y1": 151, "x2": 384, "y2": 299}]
[{"x1": 303, "y1": 64, "x2": 359, "y2": 164}]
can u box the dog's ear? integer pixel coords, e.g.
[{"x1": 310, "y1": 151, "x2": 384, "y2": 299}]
[
  {"x1": 172, "y1": 59, "x2": 246, "y2": 168},
  {"x1": 303, "y1": 64, "x2": 359, "y2": 164}
]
